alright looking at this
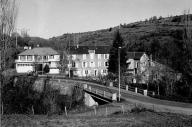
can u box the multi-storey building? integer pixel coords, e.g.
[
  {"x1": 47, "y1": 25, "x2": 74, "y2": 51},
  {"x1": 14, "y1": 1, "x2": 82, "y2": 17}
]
[
  {"x1": 15, "y1": 47, "x2": 60, "y2": 74},
  {"x1": 126, "y1": 52, "x2": 181, "y2": 84},
  {"x1": 68, "y1": 46, "x2": 110, "y2": 77},
  {"x1": 126, "y1": 52, "x2": 148, "y2": 75}
]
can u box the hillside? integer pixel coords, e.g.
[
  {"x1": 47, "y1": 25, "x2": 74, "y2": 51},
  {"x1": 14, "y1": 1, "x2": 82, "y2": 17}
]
[
  {"x1": 21, "y1": 14, "x2": 192, "y2": 52},
  {"x1": 46, "y1": 14, "x2": 191, "y2": 48}
]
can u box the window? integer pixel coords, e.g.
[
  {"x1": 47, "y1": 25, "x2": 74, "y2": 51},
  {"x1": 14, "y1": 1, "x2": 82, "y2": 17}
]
[
  {"x1": 85, "y1": 70, "x2": 88, "y2": 75},
  {"x1": 43, "y1": 56, "x2": 47, "y2": 60},
  {"x1": 94, "y1": 69, "x2": 98, "y2": 76},
  {"x1": 35, "y1": 56, "x2": 42, "y2": 61},
  {"x1": 137, "y1": 62, "x2": 139, "y2": 68},
  {"x1": 97, "y1": 54, "x2": 101, "y2": 59},
  {"x1": 90, "y1": 62, "x2": 95, "y2": 67},
  {"x1": 90, "y1": 53, "x2": 94, "y2": 59},
  {"x1": 103, "y1": 69, "x2": 107, "y2": 74},
  {"x1": 83, "y1": 54, "x2": 86, "y2": 60},
  {"x1": 83, "y1": 62, "x2": 87, "y2": 68},
  {"x1": 72, "y1": 55, "x2": 76, "y2": 60},
  {"x1": 88, "y1": 50, "x2": 95, "y2": 53},
  {"x1": 98, "y1": 62, "x2": 101, "y2": 67},
  {"x1": 27, "y1": 55, "x2": 32, "y2": 61},
  {"x1": 105, "y1": 62, "x2": 108, "y2": 66},
  {"x1": 104, "y1": 54, "x2": 109, "y2": 59},
  {"x1": 20, "y1": 56, "x2": 26, "y2": 61},
  {"x1": 72, "y1": 62, "x2": 76, "y2": 67},
  {"x1": 49, "y1": 55, "x2": 54, "y2": 59}
]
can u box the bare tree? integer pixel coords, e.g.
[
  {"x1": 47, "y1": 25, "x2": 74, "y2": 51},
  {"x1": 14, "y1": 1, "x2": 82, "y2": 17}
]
[
  {"x1": 182, "y1": 10, "x2": 192, "y2": 97},
  {"x1": 0, "y1": 0, "x2": 18, "y2": 71},
  {"x1": 0, "y1": 0, "x2": 18, "y2": 115}
]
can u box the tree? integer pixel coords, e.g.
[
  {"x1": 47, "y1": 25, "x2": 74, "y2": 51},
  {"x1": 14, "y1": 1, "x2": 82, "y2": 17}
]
[
  {"x1": 108, "y1": 30, "x2": 126, "y2": 74},
  {"x1": 0, "y1": 0, "x2": 18, "y2": 71},
  {"x1": 181, "y1": 10, "x2": 192, "y2": 98},
  {"x1": 0, "y1": 0, "x2": 18, "y2": 115},
  {"x1": 43, "y1": 64, "x2": 50, "y2": 74}
]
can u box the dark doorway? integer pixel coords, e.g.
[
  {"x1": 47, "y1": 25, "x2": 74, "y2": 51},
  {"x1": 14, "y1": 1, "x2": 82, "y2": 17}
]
[{"x1": 35, "y1": 64, "x2": 43, "y2": 73}]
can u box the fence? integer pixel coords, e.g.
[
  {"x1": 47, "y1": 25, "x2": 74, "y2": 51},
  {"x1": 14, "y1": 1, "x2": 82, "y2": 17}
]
[{"x1": 111, "y1": 82, "x2": 155, "y2": 97}]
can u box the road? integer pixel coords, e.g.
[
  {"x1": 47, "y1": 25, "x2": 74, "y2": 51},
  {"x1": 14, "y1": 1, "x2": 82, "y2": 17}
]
[
  {"x1": 39, "y1": 77, "x2": 192, "y2": 115},
  {"x1": 76, "y1": 80, "x2": 192, "y2": 115}
]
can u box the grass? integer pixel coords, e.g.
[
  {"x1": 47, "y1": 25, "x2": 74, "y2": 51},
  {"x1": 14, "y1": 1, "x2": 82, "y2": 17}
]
[{"x1": 1, "y1": 102, "x2": 192, "y2": 127}]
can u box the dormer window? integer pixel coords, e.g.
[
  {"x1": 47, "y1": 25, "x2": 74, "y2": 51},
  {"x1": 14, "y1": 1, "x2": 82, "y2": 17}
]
[{"x1": 88, "y1": 50, "x2": 95, "y2": 54}]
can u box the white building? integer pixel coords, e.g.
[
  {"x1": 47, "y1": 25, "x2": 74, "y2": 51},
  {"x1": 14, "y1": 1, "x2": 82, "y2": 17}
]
[
  {"x1": 68, "y1": 46, "x2": 110, "y2": 77},
  {"x1": 15, "y1": 47, "x2": 60, "y2": 74}
]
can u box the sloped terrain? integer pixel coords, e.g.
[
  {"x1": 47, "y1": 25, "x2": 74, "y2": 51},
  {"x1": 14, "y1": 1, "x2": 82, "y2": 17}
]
[
  {"x1": 2, "y1": 103, "x2": 192, "y2": 127},
  {"x1": 26, "y1": 14, "x2": 191, "y2": 50}
]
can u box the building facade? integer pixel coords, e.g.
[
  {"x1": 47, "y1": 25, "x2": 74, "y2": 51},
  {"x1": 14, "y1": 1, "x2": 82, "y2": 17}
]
[
  {"x1": 15, "y1": 47, "x2": 60, "y2": 74},
  {"x1": 68, "y1": 46, "x2": 110, "y2": 77},
  {"x1": 126, "y1": 52, "x2": 149, "y2": 75},
  {"x1": 126, "y1": 52, "x2": 181, "y2": 84}
]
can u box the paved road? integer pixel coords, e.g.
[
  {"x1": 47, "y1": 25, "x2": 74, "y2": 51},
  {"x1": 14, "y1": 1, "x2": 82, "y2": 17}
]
[
  {"x1": 75, "y1": 80, "x2": 192, "y2": 115},
  {"x1": 44, "y1": 77, "x2": 192, "y2": 115}
]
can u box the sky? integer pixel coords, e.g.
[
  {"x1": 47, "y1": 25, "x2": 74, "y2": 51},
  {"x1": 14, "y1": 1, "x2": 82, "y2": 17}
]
[{"x1": 16, "y1": 0, "x2": 192, "y2": 39}]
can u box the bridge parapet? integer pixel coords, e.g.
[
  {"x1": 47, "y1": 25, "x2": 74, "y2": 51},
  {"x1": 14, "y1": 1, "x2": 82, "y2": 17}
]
[{"x1": 83, "y1": 84, "x2": 117, "y2": 102}]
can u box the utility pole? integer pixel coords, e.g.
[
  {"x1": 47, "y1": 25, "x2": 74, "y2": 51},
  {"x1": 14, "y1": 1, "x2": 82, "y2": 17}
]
[
  {"x1": 68, "y1": 35, "x2": 71, "y2": 78},
  {"x1": 16, "y1": 33, "x2": 17, "y2": 48},
  {"x1": 118, "y1": 46, "x2": 121, "y2": 101}
]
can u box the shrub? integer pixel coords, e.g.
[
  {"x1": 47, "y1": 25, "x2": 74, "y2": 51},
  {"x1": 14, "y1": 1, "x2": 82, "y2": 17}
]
[{"x1": 43, "y1": 64, "x2": 50, "y2": 73}]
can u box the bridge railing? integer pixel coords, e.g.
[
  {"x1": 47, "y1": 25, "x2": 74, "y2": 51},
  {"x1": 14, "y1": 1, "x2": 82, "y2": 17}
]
[{"x1": 84, "y1": 85, "x2": 116, "y2": 101}]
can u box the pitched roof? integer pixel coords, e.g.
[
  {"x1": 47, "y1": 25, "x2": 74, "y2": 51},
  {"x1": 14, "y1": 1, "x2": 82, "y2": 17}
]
[
  {"x1": 69, "y1": 46, "x2": 110, "y2": 54},
  {"x1": 18, "y1": 47, "x2": 59, "y2": 56},
  {"x1": 126, "y1": 52, "x2": 145, "y2": 60}
]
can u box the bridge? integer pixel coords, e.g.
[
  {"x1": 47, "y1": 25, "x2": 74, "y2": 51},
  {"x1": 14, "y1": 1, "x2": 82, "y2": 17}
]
[
  {"x1": 38, "y1": 75, "x2": 192, "y2": 115},
  {"x1": 81, "y1": 84, "x2": 116, "y2": 103},
  {"x1": 38, "y1": 76, "x2": 117, "y2": 103}
]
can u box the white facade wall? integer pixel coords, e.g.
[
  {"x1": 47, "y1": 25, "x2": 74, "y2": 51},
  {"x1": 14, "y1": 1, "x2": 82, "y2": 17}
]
[
  {"x1": 16, "y1": 64, "x2": 33, "y2": 73},
  {"x1": 16, "y1": 54, "x2": 60, "y2": 74},
  {"x1": 69, "y1": 53, "x2": 109, "y2": 77},
  {"x1": 49, "y1": 68, "x2": 59, "y2": 74}
]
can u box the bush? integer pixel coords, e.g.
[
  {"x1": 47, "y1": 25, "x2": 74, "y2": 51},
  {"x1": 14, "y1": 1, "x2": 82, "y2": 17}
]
[
  {"x1": 131, "y1": 105, "x2": 154, "y2": 113},
  {"x1": 1, "y1": 75, "x2": 84, "y2": 115}
]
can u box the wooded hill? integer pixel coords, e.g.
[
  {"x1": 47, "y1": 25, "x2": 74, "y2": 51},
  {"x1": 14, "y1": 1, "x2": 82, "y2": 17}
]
[{"x1": 25, "y1": 14, "x2": 191, "y2": 50}]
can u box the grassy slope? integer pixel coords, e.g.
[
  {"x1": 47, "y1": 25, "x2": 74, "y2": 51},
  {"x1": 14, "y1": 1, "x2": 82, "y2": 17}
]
[
  {"x1": 2, "y1": 102, "x2": 192, "y2": 127},
  {"x1": 48, "y1": 15, "x2": 188, "y2": 48},
  {"x1": 28, "y1": 15, "x2": 191, "y2": 50}
]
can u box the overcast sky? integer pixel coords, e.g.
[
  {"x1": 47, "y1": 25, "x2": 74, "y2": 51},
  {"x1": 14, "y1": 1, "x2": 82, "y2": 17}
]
[{"x1": 16, "y1": 0, "x2": 192, "y2": 39}]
